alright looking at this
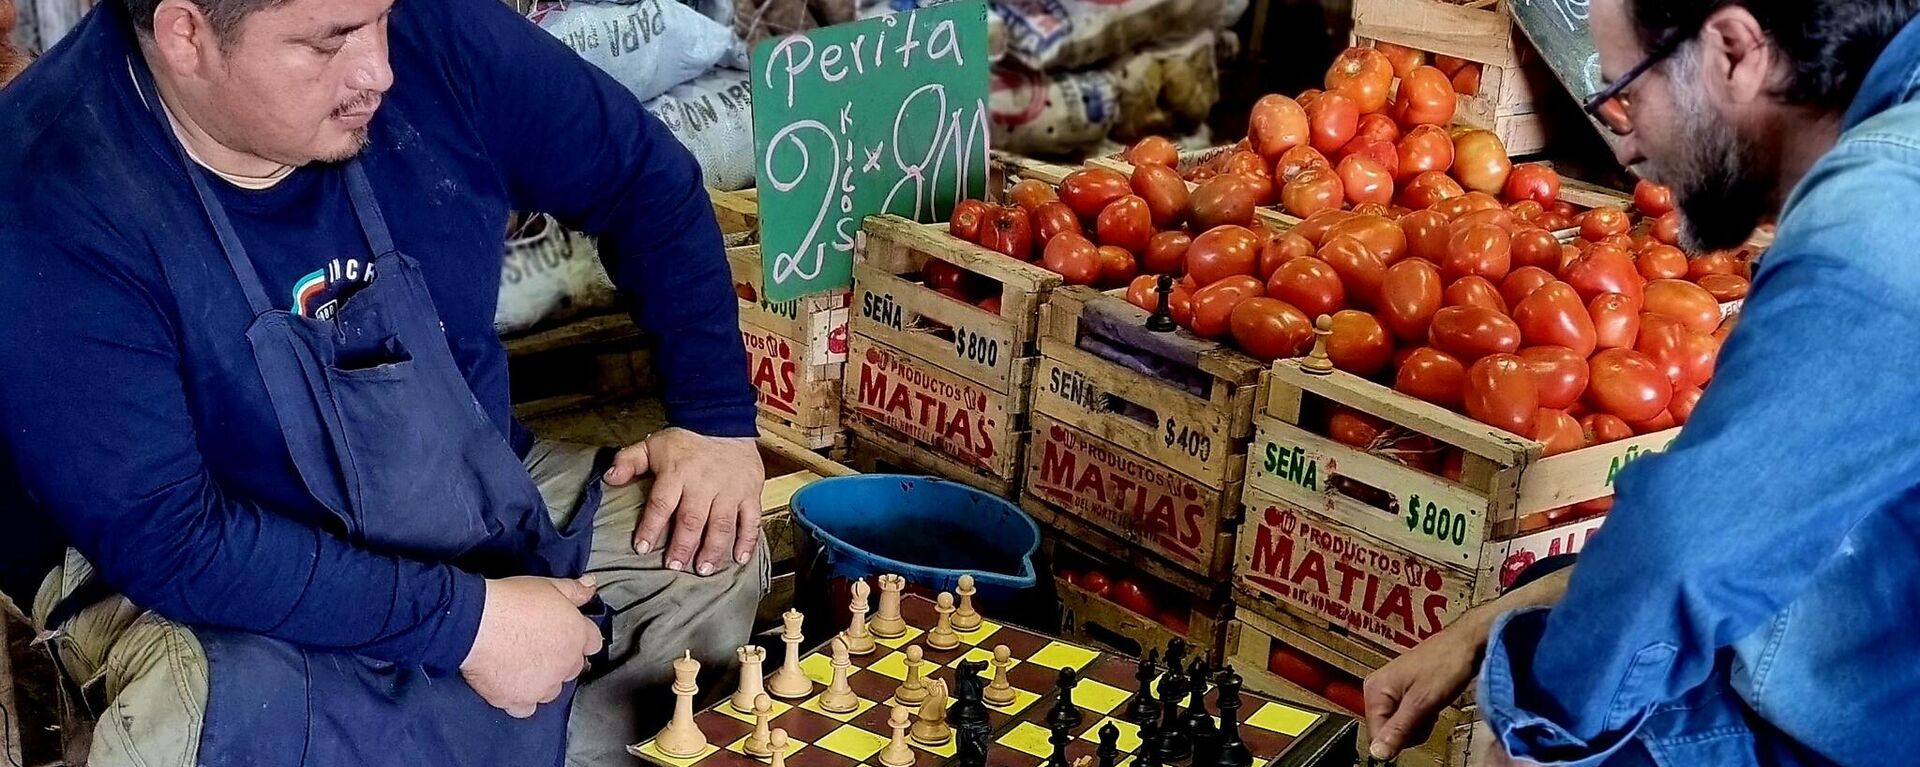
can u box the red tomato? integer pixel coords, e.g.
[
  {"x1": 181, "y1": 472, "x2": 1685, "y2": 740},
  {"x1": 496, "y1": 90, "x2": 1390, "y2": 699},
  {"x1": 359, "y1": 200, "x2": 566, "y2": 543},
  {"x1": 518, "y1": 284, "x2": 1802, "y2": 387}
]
[
  {"x1": 1532, "y1": 408, "x2": 1585, "y2": 456},
  {"x1": 1586, "y1": 348, "x2": 1673, "y2": 422},
  {"x1": 950, "y1": 199, "x2": 993, "y2": 242},
  {"x1": 1249, "y1": 94, "x2": 1311, "y2": 160},
  {"x1": 1513, "y1": 281, "x2": 1598, "y2": 357},
  {"x1": 1698, "y1": 274, "x2": 1749, "y2": 302},
  {"x1": 923, "y1": 259, "x2": 969, "y2": 294},
  {"x1": 1128, "y1": 136, "x2": 1181, "y2": 168},
  {"x1": 1633, "y1": 315, "x2": 1696, "y2": 390},
  {"x1": 1225, "y1": 150, "x2": 1272, "y2": 179},
  {"x1": 1537, "y1": 211, "x2": 1575, "y2": 231},
  {"x1": 1682, "y1": 330, "x2": 1718, "y2": 387},
  {"x1": 1380, "y1": 259, "x2": 1445, "y2": 342},
  {"x1": 1563, "y1": 246, "x2": 1644, "y2": 307},
  {"x1": 1400, "y1": 209, "x2": 1452, "y2": 262},
  {"x1": 1502, "y1": 164, "x2": 1561, "y2": 206},
  {"x1": 1230, "y1": 297, "x2": 1315, "y2": 361},
  {"x1": 1442, "y1": 224, "x2": 1513, "y2": 283},
  {"x1": 1260, "y1": 232, "x2": 1316, "y2": 279},
  {"x1": 1058, "y1": 168, "x2": 1131, "y2": 220},
  {"x1": 1009, "y1": 180, "x2": 1058, "y2": 214},
  {"x1": 1589, "y1": 292, "x2": 1641, "y2": 350},
  {"x1": 1031, "y1": 200, "x2": 1083, "y2": 245},
  {"x1": 1445, "y1": 276, "x2": 1508, "y2": 314},
  {"x1": 1452, "y1": 63, "x2": 1484, "y2": 96},
  {"x1": 1328, "y1": 407, "x2": 1388, "y2": 448},
  {"x1": 1267, "y1": 257, "x2": 1347, "y2": 320},
  {"x1": 1337, "y1": 155, "x2": 1395, "y2": 206},
  {"x1": 1187, "y1": 225, "x2": 1262, "y2": 287},
  {"x1": 1395, "y1": 125, "x2": 1455, "y2": 184},
  {"x1": 1395, "y1": 347, "x2": 1469, "y2": 408},
  {"x1": 1637, "y1": 244, "x2": 1689, "y2": 280},
  {"x1": 1323, "y1": 681, "x2": 1367, "y2": 716},
  {"x1": 1320, "y1": 235, "x2": 1389, "y2": 309},
  {"x1": 1429, "y1": 305, "x2": 1522, "y2": 362},
  {"x1": 1325, "y1": 46, "x2": 1394, "y2": 114},
  {"x1": 1192, "y1": 175, "x2": 1260, "y2": 230},
  {"x1": 1580, "y1": 206, "x2": 1632, "y2": 241},
  {"x1": 1131, "y1": 163, "x2": 1190, "y2": 228},
  {"x1": 1581, "y1": 413, "x2": 1634, "y2": 444},
  {"x1": 1454, "y1": 207, "x2": 1518, "y2": 232},
  {"x1": 1451, "y1": 129, "x2": 1513, "y2": 195},
  {"x1": 1169, "y1": 284, "x2": 1196, "y2": 327},
  {"x1": 1392, "y1": 65, "x2": 1457, "y2": 129},
  {"x1": 1643, "y1": 279, "x2": 1722, "y2": 333},
  {"x1": 1375, "y1": 41, "x2": 1426, "y2": 78},
  {"x1": 1079, "y1": 570, "x2": 1111, "y2": 597},
  {"x1": 1158, "y1": 609, "x2": 1189, "y2": 634},
  {"x1": 1399, "y1": 170, "x2": 1465, "y2": 210},
  {"x1": 1340, "y1": 137, "x2": 1400, "y2": 175},
  {"x1": 1634, "y1": 178, "x2": 1676, "y2": 217},
  {"x1": 1143, "y1": 231, "x2": 1192, "y2": 275},
  {"x1": 1126, "y1": 275, "x2": 1162, "y2": 313},
  {"x1": 1510, "y1": 200, "x2": 1546, "y2": 223},
  {"x1": 1328, "y1": 310, "x2": 1395, "y2": 376},
  {"x1": 1688, "y1": 250, "x2": 1742, "y2": 280},
  {"x1": 1670, "y1": 386, "x2": 1704, "y2": 425},
  {"x1": 1191, "y1": 276, "x2": 1265, "y2": 338},
  {"x1": 1519, "y1": 346, "x2": 1590, "y2": 410},
  {"x1": 1355, "y1": 113, "x2": 1402, "y2": 147},
  {"x1": 1283, "y1": 169, "x2": 1347, "y2": 218},
  {"x1": 1307, "y1": 92, "x2": 1362, "y2": 155},
  {"x1": 1108, "y1": 579, "x2": 1155, "y2": 616},
  {"x1": 1500, "y1": 266, "x2": 1557, "y2": 307},
  {"x1": 1268, "y1": 647, "x2": 1332, "y2": 692},
  {"x1": 1276, "y1": 145, "x2": 1332, "y2": 183},
  {"x1": 1294, "y1": 209, "x2": 1355, "y2": 246},
  {"x1": 1464, "y1": 354, "x2": 1539, "y2": 434},
  {"x1": 1096, "y1": 195, "x2": 1154, "y2": 255},
  {"x1": 1326, "y1": 214, "x2": 1407, "y2": 264},
  {"x1": 1041, "y1": 234, "x2": 1102, "y2": 285},
  {"x1": 1630, "y1": 409, "x2": 1676, "y2": 434},
  {"x1": 1296, "y1": 88, "x2": 1324, "y2": 108},
  {"x1": 1096, "y1": 245, "x2": 1138, "y2": 287},
  {"x1": 1651, "y1": 211, "x2": 1684, "y2": 246},
  {"x1": 977, "y1": 205, "x2": 1034, "y2": 261}
]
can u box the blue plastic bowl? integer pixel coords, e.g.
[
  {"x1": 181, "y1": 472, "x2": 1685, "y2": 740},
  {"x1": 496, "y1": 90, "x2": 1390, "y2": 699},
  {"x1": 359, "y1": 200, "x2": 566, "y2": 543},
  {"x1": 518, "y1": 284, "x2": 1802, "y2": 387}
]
[{"x1": 789, "y1": 474, "x2": 1041, "y2": 599}]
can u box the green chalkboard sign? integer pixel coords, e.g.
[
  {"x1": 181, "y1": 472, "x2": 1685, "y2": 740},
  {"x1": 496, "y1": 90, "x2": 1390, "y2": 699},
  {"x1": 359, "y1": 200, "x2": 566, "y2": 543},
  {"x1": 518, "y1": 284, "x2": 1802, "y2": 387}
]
[
  {"x1": 751, "y1": 0, "x2": 992, "y2": 302},
  {"x1": 1509, "y1": 0, "x2": 1621, "y2": 146}
]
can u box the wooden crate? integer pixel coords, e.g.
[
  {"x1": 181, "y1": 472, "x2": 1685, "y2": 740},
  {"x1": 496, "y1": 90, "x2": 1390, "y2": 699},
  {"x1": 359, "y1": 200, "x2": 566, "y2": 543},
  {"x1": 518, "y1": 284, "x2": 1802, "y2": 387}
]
[
  {"x1": 1351, "y1": 0, "x2": 1558, "y2": 155},
  {"x1": 1250, "y1": 360, "x2": 1671, "y2": 575},
  {"x1": 852, "y1": 214, "x2": 1063, "y2": 397},
  {"x1": 1031, "y1": 286, "x2": 1266, "y2": 492},
  {"x1": 1225, "y1": 609, "x2": 1482, "y2": 767},
  {"x1": 843, "y1": 428, "x2": 1018, "y2": 498},
  {"x1": 842, "y1": 332, "x2": 1029, "y2": 492},
  {"x1": 1047, "y1": 532, "x2": 1231, "y2": 661},
  {"x1": 1022, "y1": 412, "x2": 1245, "y2": 585}
]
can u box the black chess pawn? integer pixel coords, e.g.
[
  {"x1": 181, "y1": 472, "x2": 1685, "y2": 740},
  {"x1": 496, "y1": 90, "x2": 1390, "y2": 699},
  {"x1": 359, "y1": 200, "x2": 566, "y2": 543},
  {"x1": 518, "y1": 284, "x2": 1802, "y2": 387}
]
[
  {"x1": 1164, "y1": 638, "x2": 1189, "y2": 675},
  {"x1": 1182, "y1": 660, "x2": 1213, "y2": 741},
  {"x1": 1045, "y1": 714, "x2": 1073, "y2": 767},
  {"x1": 1049, "y1": 667, "x2": 1084, "y2": 730},
  {"x1": 1134, "y1": 715, "x2": 1166, "y2": 767},
  {"x1": 1215, "y1": 671, "x2": 1252, "y2": 767},
  {"x1": 1095, "y1": 723, "x2": 1121, "y2": 767},
  {"x1": 1191, "y1": 712, "x2": 1222, "y2": 767},
  {"x1": 1146, "y1": 274, "x2": 1177, "y2": 332},
  {"x1": 1126, "y1": 649, "x2": 1162, "y2": 723},
  {"x1": 1155, "y1": 668, "x2": 1190, "y2": 761}
]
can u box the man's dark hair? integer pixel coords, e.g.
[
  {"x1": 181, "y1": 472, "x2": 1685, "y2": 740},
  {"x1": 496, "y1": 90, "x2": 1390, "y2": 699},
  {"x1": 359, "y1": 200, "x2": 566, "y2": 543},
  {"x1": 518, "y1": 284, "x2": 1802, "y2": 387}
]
[
  {"x1": 120, "y1": 0, "x2": 293, "y2": 38},
  {"x1": 1630, "y1": 0, "x2": 1920, "y2": 110}
]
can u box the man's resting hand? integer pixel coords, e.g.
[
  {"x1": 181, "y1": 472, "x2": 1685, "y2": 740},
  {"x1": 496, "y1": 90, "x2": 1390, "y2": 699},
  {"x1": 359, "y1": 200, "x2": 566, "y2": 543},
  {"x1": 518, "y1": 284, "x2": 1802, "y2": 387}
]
[
  {"x1": 607, "y1": 427, "x2": 764, "y2": 576},
  {"x1": 462, "y1": 576, "x2": 604, "y2": 718}
]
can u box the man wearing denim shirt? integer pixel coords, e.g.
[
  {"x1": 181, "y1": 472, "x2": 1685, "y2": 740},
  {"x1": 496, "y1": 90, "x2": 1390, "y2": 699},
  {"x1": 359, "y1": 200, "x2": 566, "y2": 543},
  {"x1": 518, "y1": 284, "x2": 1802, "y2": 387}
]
[{"x1": 1361, "y1": 1, "x2": 1920, "y2": 765}]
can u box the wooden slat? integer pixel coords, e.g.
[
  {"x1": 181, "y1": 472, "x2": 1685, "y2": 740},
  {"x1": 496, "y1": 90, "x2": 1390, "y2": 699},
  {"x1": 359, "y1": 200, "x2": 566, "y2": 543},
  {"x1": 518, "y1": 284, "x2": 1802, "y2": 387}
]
[
  {"x1": 851, "y1": 263, "x2": 1030, "y2": 395},
  {"x1": 843, "y1": 334, "x2": 1031, "y2": 480},
  {"x1": 991, "y1": 151, "x2": 1079, "y2": 187},
  {"x1": 1266, "y1": 362, "x2": 1535, "y2": 467},
  {"x1": 1031, "y1": 343, "x2": 1247, "y2": 490},
  {"x1": 1350, "y1": 0, "x2": 1520, "y2": 69},
  {"x1": 862, "y1": 216, "x2": 1065, "y2": 292},
  {"x1": 709, "y1": 187, "x2": 761, "y2": 240},
  {"x1": 503, "y1": 313, "x2": 638, "y2": 358},
  {"x1": 1556, "y1": 175, "x2": 1635, "y2": 210},
  {"x1": 758, "y1": 433, "x2": 860, "y2": 479}
]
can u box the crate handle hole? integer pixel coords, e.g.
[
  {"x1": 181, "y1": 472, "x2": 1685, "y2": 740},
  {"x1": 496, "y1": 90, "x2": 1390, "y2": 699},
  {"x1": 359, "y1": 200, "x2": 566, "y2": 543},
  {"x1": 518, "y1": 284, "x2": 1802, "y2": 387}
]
[
  {"x1": 1073, "y1": 328, "x2": 1215, "y2": 401},
  {"x1": 1076, "y1": 619, "x2": 1146, "y2": 658}
]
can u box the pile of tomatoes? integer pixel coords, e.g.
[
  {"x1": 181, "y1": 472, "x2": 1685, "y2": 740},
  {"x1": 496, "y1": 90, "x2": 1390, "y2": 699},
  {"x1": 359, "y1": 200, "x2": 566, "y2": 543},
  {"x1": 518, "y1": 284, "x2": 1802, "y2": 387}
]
[
  {"x1": 1055, "y1": 565, "x2": 1191, "y2": 634},
  {"x1": 1268, "y1": 644, "x2": 1367, "y2": 716}
]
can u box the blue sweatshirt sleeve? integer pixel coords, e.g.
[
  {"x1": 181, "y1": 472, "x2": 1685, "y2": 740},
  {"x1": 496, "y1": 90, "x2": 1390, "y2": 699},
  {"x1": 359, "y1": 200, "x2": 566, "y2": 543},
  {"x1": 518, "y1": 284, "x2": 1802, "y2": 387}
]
[
  {"x1": 0, "y1": 232, "x2": 485, "y2": 673},
  {"x1": 419, "y1": 0, "x2": 757, "y2": 437},
  {"x1": 1476, "y1": 145, "x2": 1920, "y2": 764}
]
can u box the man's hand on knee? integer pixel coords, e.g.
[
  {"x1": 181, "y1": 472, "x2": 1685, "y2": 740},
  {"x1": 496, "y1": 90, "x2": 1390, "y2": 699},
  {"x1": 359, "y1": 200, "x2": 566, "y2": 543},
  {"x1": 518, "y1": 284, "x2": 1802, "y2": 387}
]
[
  {"x1": 606, "y1": 428, "x2": 764, "y2": 575},
  {"x1": 462, "y1": 576, "x2": 604, "y2": 718}
]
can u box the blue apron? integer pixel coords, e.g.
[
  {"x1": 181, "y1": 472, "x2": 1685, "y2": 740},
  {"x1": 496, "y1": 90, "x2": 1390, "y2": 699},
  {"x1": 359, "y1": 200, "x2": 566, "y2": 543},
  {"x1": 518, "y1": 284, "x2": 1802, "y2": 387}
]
[{"x1": 126, "y1": 55, "x2": 606, "y2": 767}]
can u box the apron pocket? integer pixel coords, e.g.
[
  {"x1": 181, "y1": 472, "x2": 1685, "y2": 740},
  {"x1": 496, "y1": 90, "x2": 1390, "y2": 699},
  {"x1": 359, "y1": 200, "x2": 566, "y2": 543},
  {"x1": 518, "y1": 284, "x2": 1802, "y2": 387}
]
[{"x1": 323, "y1": 352, "x2": 492, "y2": 558}]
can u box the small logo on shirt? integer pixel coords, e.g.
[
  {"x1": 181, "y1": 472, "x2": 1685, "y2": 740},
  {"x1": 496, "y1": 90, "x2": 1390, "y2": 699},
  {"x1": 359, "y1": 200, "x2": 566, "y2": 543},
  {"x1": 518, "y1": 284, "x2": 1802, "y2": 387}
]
[{"x1": 292, "y1": 258, "x2": 376, "y2": 320}]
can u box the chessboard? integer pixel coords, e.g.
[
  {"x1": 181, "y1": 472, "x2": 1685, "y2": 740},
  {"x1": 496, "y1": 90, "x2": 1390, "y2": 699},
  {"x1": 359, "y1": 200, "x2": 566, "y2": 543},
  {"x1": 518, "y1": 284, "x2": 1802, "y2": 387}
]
[{"x1": 628, "y1": 591, "x2": 1354, "y2": 767}]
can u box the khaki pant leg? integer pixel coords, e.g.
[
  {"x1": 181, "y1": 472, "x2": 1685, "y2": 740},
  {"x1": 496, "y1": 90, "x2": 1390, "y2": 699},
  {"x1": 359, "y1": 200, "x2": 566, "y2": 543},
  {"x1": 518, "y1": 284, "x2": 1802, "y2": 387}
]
[{"x1": 524, "y1": 441, "x2": 770, "y2": 767}]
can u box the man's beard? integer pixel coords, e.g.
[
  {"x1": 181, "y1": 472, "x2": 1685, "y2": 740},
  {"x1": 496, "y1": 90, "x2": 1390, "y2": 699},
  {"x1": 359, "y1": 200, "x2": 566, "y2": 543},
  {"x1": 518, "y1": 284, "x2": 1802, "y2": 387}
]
[
  {"x1": 315, "y1": 128, "x2": 372, "y2": 164},
  {"x1": 1645, "y1": 82, "x2": 1773, "y2": 252}
]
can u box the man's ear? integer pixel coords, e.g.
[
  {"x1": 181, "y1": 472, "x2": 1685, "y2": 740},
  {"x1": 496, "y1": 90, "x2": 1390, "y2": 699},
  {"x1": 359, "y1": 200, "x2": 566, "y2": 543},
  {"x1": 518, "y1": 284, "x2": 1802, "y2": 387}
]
[
  {"x1": 1697, "y1": 5, "x2": 1778, "y2": 109},
  {"x1": 148, "y1": 0, "x2": 218, "y2": 78}
]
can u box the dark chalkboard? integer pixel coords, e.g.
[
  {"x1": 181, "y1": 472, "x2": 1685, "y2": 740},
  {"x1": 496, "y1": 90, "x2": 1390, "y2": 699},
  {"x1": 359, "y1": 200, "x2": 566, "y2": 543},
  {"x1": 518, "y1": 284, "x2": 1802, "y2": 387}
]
[{"x1": 1509, "y1": 0, "x2": 1621, "y2": 146}]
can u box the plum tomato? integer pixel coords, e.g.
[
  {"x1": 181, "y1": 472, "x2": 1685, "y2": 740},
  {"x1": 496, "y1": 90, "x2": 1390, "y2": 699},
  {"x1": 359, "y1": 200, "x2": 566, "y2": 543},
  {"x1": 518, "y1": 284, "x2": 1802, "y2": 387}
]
[
  {"x1": 1503, "y1": 164, "x2": 1561, "y2": 206},
  {"x1": 1513, "y1": 281, "x2": 1598, "y2": 357},
  {"x1": 1395, "y1": 347, "x2": 1469, "y2": 408},
  {"x1": 1283, "y1": 168, "x2": 1347, "y2": 218},
  {"x1": 1229, "y1": 297, "x2": 1315, "y2": 361},
  {"x1": 1320, "y1": 235, "x2": 1389, "y2": 309},
  {"x1": 1191, "y1": 174, "x2": 1261, "y2": 230},
  {"x1": 1393, "y1": 65, "x2": 1457, "y2": 128},
  {"x1": 1095, "y1": 195, "x2": 1155, "y2": 255},
  {"x1": 1428, "y1": 304, "x2": 1521, "y2": 362},
  {"x1": 1058, "y1": 167, "x2": 1131, "y2": 220},
  {"x1": 1191, "y1": 275, "x2": 1266, "y2": 338},
  {"x1": 1380, "y1": 258, "x2": 1445, "y2": 342},
  {"x1": 1465, "y1": 354, "x2": 1539, "y2": 434},
  {"x1": 1131, "y1": 163, "x2": 1191, "y2": 228},
  {"x1": 1187, "y1": 225, "x2": 1263, "y2": 287},
  {"x1": 1450, "y1": 129, "x2": 1512, "y2": 195},
  {"x1": 1041, "y1": 233, "x2": 1102, "y2": 285},
  {"x1": 1519, "y1": 345, "x2": 1590, "y2": 410},
  {"x1": 1327, "y1": 309, "x2": 1395, "y2": 376},
  {"x1": 1128, "y1": 135, "x2": 1181, "y2": 168},
  {"x1": 1267, "y1": 256, "x2": 1347, "y2": 320},
  {"x1": 1634, "y1": 178, "x2": 1676, "y2": 217},
  {"x1": 1589, "y1": 292, "x2": 1642, "y2": 350},
  {"x1": 1249, "y1": 94, "x2": 1311, "y2": 160},
  {"x1": 1585, "y1": 348, "x2": 1673, "y2": 422},
  {"x1": 977, "y1": 205, "x2": 1034, "y2": 261}
]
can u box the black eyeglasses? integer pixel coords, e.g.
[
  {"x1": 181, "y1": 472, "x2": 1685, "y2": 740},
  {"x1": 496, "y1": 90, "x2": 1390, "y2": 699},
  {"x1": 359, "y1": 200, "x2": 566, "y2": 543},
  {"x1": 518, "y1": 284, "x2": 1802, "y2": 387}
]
[{"x1": 1583, "y1": 26, "x2": 1697, "y2": 135}]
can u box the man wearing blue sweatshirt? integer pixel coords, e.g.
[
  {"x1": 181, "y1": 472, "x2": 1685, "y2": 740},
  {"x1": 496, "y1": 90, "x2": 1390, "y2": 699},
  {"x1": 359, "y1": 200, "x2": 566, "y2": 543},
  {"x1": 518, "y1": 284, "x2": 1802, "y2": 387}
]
[
  {"x1": 1363, "y1": 1, "x2": 1920, "y2": 765},
  {"x1": 0, "y1": 0, "x2": 768, "y2": 764}
]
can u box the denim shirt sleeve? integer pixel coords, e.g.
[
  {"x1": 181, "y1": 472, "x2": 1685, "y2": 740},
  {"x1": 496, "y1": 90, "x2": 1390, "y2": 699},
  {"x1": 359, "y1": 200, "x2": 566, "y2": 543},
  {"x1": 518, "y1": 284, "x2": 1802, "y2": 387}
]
[{"x1": 1478, "y1": 139, "x2": 1920, "y2": 765}]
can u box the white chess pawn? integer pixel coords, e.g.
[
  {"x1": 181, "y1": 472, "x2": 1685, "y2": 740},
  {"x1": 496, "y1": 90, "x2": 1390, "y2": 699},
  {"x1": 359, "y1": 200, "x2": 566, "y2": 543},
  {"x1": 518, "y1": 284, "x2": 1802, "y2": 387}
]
[
  {"x1": 983, "y1": 644, "x2": 1016, "y2": 707},
  {"x1": 878, "y1": 705, "x2": 915, "y2": 767},
  {"x1": 768, "y1": 729, "x2": 791, "y2": 767},
  {"x1": 820, "y1": 635, "x2": 859, "y2": 713},
  {"x1": 952, "y1": 574, "x2": 982, "y2": 632},
  {"x1": 845, "y1": 579, "x2": 878, "y2": 656},
  {"x1": 743, "y1": 694, "x2": 774, "y2": 758},
  {"x1": 895, "y1": 645, "x2": 929, "y2": 705},
  {"x1": 926, "y1": 592, "x2": 960, "y2": 650}
]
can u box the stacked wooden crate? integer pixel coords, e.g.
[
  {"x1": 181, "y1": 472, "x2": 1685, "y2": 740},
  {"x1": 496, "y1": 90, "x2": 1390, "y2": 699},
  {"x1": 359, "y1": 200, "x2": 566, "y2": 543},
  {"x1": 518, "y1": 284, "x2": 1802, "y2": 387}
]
[
  {"x1": 841, "y1": 214, "x2": 1065, "y2": 496},
  {"x1": 1020, "y1": 285, "x2": 1267, "y2": 659},
  {"x1": 1224, "y1": 359, "x2": 1669, "y2": 766},
  {"x1": 712, "y1": 188, "x2": 852, "y2": 454},
  {"x1": 1351, "y1": 0, "x2": 1561, "y2": 154}
]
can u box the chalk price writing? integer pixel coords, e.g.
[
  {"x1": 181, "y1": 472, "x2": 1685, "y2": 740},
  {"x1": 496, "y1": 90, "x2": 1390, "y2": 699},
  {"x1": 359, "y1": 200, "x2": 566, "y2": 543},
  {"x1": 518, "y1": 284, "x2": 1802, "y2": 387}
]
[
  {"x1": 953, "y1": 325, "x2": 1000, "y2": 367},
  {"x1": 1164, "y1": 419, "x2": 1212, "y2": 462},
  {"x1": 861, "y1": 291, "x2": 904, "y2": 331},
  {"x1": 1405, "y1": 494, "x2": 1468, "y2": 548}
]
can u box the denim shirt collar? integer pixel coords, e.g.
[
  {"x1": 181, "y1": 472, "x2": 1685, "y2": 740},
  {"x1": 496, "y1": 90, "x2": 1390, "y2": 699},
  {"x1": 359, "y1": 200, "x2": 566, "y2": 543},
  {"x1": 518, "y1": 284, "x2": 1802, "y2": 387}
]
[{"x1": 1844, "y1": 15, "x2": 1920, "y2": 130}]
